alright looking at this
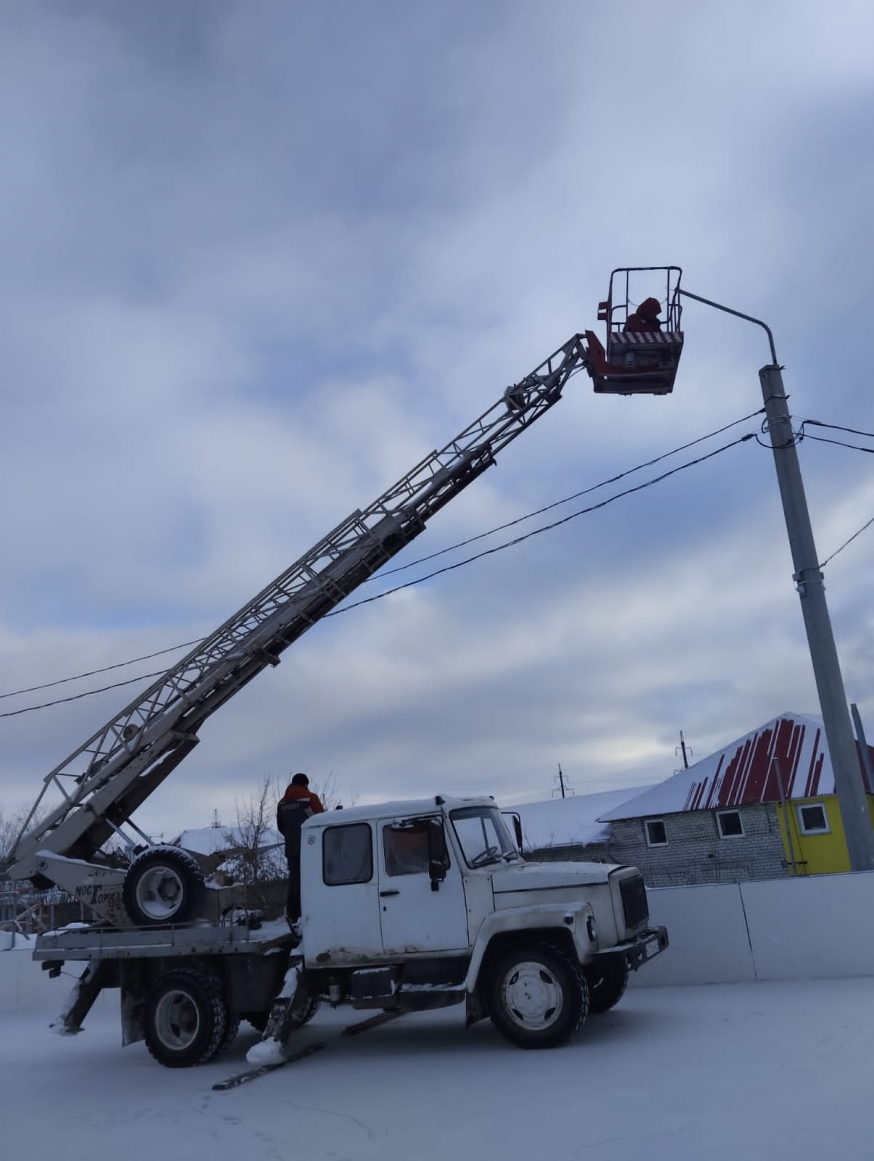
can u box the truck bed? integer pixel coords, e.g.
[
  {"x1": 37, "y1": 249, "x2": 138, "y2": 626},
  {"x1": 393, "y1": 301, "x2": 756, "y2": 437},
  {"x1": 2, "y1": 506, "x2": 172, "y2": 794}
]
[{"x1": 33, "y1": 919, "x2": 295, "y2": 961}]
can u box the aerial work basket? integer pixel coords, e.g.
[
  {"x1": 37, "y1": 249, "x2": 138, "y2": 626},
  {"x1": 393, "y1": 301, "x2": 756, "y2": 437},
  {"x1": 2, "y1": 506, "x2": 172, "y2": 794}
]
[{"x1": 584, "y1": 266, "x2": 684, "y2": 395}]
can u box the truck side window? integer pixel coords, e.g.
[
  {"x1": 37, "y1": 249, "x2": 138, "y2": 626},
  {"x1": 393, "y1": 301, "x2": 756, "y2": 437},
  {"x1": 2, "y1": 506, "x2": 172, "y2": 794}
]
[
  {"x1": 323, "y1": 823, "x2": 373, "y2": 886},
  {"x1": 383, "y1": 823, "x2": 431, "y2": 877}
]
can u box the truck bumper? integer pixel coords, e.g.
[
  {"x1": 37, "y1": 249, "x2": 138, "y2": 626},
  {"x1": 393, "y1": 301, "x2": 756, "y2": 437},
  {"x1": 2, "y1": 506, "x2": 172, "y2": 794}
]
[{"x1": 594, "y1": 926, "x2": 669, "y2": 972}]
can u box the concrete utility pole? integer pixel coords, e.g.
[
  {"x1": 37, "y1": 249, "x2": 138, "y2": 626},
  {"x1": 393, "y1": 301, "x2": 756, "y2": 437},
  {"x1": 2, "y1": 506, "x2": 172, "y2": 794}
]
[{"x1": 680, "y1": 289, "x2": 874, "y2": 872}]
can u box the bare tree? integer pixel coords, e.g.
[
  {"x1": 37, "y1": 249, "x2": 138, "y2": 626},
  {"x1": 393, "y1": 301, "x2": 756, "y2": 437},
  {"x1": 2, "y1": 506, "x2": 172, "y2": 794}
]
[
  {"x1": 221, "y1": 776, "x2": 285, "y2": 887},
  {"x1": 306, "y1": 770, "x2": 357, "y2": 811},
  {"x1": 0, "y1": 804, "x2": 46, "y2": 867}
]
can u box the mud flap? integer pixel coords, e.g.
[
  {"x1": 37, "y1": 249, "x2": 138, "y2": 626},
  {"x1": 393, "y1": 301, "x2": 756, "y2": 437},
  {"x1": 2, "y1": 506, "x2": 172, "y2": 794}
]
[{"x1": 50, "y1": 960, "x2": 115, "y2": 1035}]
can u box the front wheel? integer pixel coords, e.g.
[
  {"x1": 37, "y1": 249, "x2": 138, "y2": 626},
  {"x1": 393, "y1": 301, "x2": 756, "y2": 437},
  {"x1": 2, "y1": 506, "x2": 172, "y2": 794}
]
[
  {"x1": 487, "y1": 943, "x2": 587, "y2": 1049},
  {"x1": 585, "y1": 954, "x2": 629, "y2": 1014},
  {"x1": 145, "y1": 969, "x2": 228, "y2": 1068}
]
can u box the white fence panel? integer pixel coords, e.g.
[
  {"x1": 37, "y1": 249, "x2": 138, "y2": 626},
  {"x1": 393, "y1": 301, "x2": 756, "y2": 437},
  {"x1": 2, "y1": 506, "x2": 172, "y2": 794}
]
[
  {"x1": 630, "y1": 882, "x2": 756, "y2": 987},
  {"x1": 740, "y1": 872, "x2": 874, "y2": 980},
  {"x1": 0, "y1": 946, "x2": 75, "y2": 1012}
]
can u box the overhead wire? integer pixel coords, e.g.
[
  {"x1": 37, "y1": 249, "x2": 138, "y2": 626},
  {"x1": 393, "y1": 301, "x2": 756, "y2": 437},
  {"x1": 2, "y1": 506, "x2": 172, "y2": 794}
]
[
  {"x1": 0, "y1": 670, "x2": 168, "y2": 719},
  {"x1": 820, "y1": 514, "x2": 874, "y2": 569},
  {"x1": 374, "y1": 407, "x2": 766, "y2": 579},
  {"x1": 795, "y1": 419, "x2": 874, "y2": 567},
  {"x1": 327, "y1": 433, "x2": 755, "y2": 618},
  {"x1": 0, "y1": 417, "x2": 760, "y2": 719},
  {"x1": 0, "y1": 639, "x2": 203, "y2": 701},
  {"x1": 801, "y1": 432, "x2": 874, "y2": 455},
  {"x1": 802, "y1": 419, "x2": 874, "y2": 442}
]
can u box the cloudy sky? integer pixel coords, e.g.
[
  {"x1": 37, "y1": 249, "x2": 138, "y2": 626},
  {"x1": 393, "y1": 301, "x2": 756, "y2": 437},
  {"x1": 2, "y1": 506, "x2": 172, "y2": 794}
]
[{"x1": 2, "y1": 0, "x2": 874, "y2": 838}]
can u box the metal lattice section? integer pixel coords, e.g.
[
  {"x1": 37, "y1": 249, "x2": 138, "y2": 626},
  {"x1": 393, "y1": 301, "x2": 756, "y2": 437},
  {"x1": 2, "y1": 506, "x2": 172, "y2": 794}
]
[{"x1": 11, "y1": 335, "x2": 588, "y2": 876}]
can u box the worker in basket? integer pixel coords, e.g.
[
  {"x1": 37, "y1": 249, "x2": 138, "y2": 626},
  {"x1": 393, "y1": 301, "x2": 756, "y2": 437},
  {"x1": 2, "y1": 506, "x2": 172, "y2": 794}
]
[
  {"x1": 277, "y1": 773, "x2": 324, "y2": 925},
  {"x1": 625, "y1": 296, "x2": 662, "y2": 333}
]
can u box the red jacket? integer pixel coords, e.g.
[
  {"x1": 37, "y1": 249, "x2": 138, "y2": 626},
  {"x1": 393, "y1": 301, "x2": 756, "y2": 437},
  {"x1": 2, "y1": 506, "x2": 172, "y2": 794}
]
[
  {"x1": 279, "y1": 783, "x2": 325, "y2": 814},
  {"x1": 625, "y1": 297, "x2": 662, "y2": 333}
]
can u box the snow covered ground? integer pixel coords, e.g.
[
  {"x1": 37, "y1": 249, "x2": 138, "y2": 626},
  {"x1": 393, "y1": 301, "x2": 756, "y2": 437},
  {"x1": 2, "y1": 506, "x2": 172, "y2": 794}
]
[{"x1": 3, "y1": 979, "x2": 873, "y2": 1161}]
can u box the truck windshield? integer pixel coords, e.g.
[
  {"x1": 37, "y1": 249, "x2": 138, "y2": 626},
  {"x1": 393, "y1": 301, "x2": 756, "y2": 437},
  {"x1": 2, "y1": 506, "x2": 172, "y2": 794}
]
[{"x1": 450, "y1": 806, "x2": 519, "y2": 869}]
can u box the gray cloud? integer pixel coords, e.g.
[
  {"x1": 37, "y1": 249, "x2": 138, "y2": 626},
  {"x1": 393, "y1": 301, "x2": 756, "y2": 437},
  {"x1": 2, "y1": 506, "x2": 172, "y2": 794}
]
[{"x1": 2, "y1": 1, "x2": 873, "y2": 838}]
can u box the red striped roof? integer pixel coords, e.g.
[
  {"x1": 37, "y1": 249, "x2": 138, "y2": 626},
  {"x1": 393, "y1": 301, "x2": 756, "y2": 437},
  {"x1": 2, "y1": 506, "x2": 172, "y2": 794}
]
[{"x1": 599, "y1": 713, "x2": 874, "y2": 821}]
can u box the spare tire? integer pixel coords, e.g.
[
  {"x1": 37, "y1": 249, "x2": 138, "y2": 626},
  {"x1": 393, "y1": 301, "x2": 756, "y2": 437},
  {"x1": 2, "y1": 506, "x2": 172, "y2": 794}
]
[{"x1": 123, "y1": 846, "x2": 205, "y2": 926}]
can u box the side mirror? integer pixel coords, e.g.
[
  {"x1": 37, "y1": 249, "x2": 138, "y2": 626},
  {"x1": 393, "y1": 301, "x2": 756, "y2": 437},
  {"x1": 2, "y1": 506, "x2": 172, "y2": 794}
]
[
  {"x1": 512, "y1": 816, "x2": 523, "y2": 852},
  {"x1": 425, "y1": 818, "x2": 449, "y2": 891},
  {"x1": 503, "y1": 811, "x2": 523, "y2": 854}
]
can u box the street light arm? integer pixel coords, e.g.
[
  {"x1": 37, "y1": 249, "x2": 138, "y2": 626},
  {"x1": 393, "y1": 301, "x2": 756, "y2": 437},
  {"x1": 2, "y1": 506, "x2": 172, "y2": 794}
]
[{"x1": 679, "y1": 288, "x2": 779, "y2": 365}]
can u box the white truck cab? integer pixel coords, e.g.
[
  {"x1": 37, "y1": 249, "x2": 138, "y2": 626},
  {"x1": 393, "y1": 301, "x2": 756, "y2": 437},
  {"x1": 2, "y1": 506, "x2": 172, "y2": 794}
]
[{"x1": 286, "y1": 794, "x2": 668, "y2": 1049}]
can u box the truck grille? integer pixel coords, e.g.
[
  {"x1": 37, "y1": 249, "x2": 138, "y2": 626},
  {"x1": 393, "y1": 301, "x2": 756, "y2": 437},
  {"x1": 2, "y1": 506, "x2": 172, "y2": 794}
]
[{"x1": 620, "y1": 874, "x2": 649, "y2": 930}]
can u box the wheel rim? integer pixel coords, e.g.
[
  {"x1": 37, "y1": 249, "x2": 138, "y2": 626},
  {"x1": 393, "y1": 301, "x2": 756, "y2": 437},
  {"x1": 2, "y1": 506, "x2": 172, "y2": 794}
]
[
  {"x1": 501, "y1": 960, "x2": 564, "y2": 1031},
  {"x1": 135, "y1": 865, "x2": 185, "y2": 921},
  {"x1": 153, "y1": 989, "x2": 200, "y2": 1051}
]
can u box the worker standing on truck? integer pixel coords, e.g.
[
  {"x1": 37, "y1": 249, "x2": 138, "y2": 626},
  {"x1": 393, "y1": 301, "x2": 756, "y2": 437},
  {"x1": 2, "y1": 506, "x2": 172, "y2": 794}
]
[{"x1": 277, "y1": 773, "x2": 324, "y2": 925}]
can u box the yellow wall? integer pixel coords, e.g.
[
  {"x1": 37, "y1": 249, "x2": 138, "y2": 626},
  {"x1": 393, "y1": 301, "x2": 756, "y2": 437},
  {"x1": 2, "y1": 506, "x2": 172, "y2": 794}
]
[{"x1": 776, "y1": 795, "x2": 861, "y2": 875}]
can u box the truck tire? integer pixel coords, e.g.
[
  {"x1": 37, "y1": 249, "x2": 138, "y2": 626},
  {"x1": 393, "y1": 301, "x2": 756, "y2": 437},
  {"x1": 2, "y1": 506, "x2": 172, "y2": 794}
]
[
  {"x1": 585, "y1": 954, "x2": 629, "y2": 1015},
  {"x1": 123, "y1": 847, "x2": 205, "y2": 926},
  {"x1": 261, "y1": 993, "x2": 320, "y2": 1041},
  {"x1": 219, "y1": 1011, "x2": 241, "y2": 1053},
  {"x1": 287, "y1": 995, "x2": 320, "y2": 1029},
  {"x1": 487, "y1": 943, "x2": 588, "y2": 1049},
  {"x1": 145, "y1": 969, "x2": 228, "y2": 1068}
]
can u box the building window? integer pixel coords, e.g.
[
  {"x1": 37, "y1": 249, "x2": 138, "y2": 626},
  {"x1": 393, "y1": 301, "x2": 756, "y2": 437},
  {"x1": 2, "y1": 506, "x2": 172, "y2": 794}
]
[
  {"x1": 796, "y1": 803, "x2": 830, "y2": 835},
  {"x1": 323, "y1": 824, "x2": 373, "y2": 885},
  {"x1": 644, "y1": 819, "x2": 667, "y2": 846},
  {"x1": 716, "y1": 810, "x2": 744, "y2": 839}
]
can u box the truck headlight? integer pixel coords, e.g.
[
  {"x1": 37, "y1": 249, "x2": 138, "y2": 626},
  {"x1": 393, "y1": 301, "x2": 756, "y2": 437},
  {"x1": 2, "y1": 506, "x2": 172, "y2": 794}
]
[{"x1": 586, "y1": 916, "x2": 597, "y2": 943}]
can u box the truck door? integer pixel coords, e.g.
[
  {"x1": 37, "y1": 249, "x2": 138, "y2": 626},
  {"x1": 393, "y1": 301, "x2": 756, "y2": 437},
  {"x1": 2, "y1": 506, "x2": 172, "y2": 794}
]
[
  {"x1": 302, "y1": 821, "x2": 383, "y2": 962},
  {"x1": 377, "y1": 817, "x2": 469, "y2": 955}
]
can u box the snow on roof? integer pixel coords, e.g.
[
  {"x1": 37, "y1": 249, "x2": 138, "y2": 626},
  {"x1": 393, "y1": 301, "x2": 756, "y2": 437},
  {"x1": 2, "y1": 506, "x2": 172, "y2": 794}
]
[
  {"x1": 506, "y1": 786, "x2": 648, "y2": 850},
  {"x1": 175, "y1": 826, "x2": 283, "y2": 855},
  {"x1": 305, "y1": 795, "x2": 495, "y2": 827},
  {"x1": 598, "y1": 712, "x2": 874, "y2": 821}
]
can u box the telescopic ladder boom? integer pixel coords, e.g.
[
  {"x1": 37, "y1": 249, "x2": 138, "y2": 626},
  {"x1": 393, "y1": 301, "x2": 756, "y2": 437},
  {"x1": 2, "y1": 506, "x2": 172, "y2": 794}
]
[{"x1": 10, "y1": 334, "x2": 590, "y2": 883}]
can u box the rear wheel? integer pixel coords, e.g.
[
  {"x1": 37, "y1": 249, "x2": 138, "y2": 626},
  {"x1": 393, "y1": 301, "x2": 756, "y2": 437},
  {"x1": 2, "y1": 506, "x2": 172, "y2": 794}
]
[
  {"x1": 219, "y1": 1011, "x2": 241, "y2": 1053},
  {"x1": 487, "y1": 943, "x2": 587, "y2": 1049},
  {"x1": 123, "y1": 847, "x2": 205, "y2": 926},
  {"x1": 585, "y1": 954, "x2": 629, "y2": 1014},
  {"x1": 145, "y1": 969, "x2": 227, "y2": 1068}
]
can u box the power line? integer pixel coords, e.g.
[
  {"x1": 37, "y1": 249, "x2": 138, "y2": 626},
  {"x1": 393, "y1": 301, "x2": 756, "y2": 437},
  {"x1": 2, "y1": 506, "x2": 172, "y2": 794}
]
[
  {"x1": 801, "y1": 432, "x2": 874, "y2": 455},
  {"x1": 0, "y1": 432, "x2": 754, "y2": 720},
  {"x1": 0, "y1": 639, "x2": 203, "y2": 701},
  {"x1": 327, "y1": 434, "x2": 754, "y2": 618},
  {"x1": 0, "y1": 670, "x2": 168, "y2": 719},
  {"x1": 0, "y1": 409, "x2": 763, "y2": 704},
  {"x1": 795, "y1": 418, "x2": 874, "y2": 567},
  {"x1": 375, "y1": 407, "x2": 765, "y2": 579},
  {"x1": 820, "y1": 513, "x2": 874, "y2": 569},
  {"x1": 803, "y1": 419, "x2": 874, "y2": 442}
]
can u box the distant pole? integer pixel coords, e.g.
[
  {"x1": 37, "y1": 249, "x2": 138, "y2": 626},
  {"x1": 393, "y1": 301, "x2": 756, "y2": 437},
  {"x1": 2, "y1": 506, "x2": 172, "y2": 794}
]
[
  {"x1": 773, "y1": 758, "x2": 798, "y2": 877},
  {"x1": 679, "y1": 731, "x2": 690, "y2": 770},
  {"x1": 680, "y1": 288, "x2": 874, "y2": 872},
  {"x1": 558, "y1": 764, "x2": 566, "y2": 799}
]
